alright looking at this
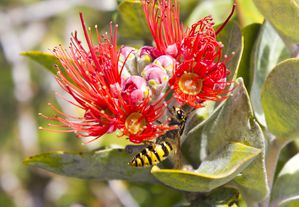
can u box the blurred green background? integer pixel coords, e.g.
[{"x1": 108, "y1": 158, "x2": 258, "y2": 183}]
[{"x1": 0, "y1": 0, "x2": 264, "y2": 206}]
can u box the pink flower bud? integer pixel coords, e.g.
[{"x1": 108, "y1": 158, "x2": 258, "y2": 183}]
[
  {"x1": 139, "y1": 46, "x2": 161, "y2": 58},
  {"x1": 142, "y1": 64, "x2": 169, "y2": 95},
  {"x1": 120, "y1": 46, "x2": 136, "y2": 58},
  {"x1": 119, "y1": 46, "x2": 137, "y2": 78},
  {"x1": 165, "y1": 43, "x2": 178, "y2": 57},
  {"x1": 153, "y1": 55, "x2": 176, "y2": 76},
  {"x1": 121, "y1": 76, "x2": 150, "y2": 105},
  {"x1": 136, "y1": 46, "x2": 154, "y2": 73}
]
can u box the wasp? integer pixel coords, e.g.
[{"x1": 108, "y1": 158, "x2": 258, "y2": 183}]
[
  {"x1": 128, "y1": 140, "x2": 174, "y2": 167},
  {"x1": 128, "y1": 106, "x2": 189, "y2": 168}
]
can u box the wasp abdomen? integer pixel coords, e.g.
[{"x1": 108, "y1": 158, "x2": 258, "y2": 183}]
[{"x1": 129, "y1": 141, "x2": 173, "y2": 167}]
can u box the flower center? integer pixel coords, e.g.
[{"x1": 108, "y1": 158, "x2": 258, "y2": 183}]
[
  {"x1": 178, "y1": 73, "x2": 203, "y2": 95},
  {"x1": 125, "y1": 112, "x2": 147, "y2": 135}
]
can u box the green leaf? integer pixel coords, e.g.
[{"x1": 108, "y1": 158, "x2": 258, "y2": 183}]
[
  {"x1": 117, "y1": 0, "x2": 151, "y2": 42},
  {"x1": 252, "y1": 0, "x2": 299, "y2": 42},
  {"x1": 186, "y1": 0, "x2": 233, "y2": 26},
  {"x1": 250, "y1": 22, "x2": 289, "y2": 126},
  {"x1": 235, "y1": 0, "x2": 264, "y2": 27},
  {"x1": 237, "y1": 23, "x2": 261, "y2": 89},
  {"x1": 261, "y1": 58, "x2": 299, "y2": 141},
  {"x1": 186, "y1": 187, "x2": 242, "y2": 207},
  {"x1": 271, "y1": 153, "x2": 299, "y2": 206},
  {"x1": 182, "y1": 78, "x2": 268, "y2": 203},
  {"x1": 24, "y1": 148, "x2": 157, "y2": 183},
  {"x1": 151, "y1": 142, "x2": 260, "y2": 192},
  {"x1": 21, "y1": 51, "x2": 60, "y2": 75},
  {"x1": 216, "y1": 21, "x2": 243, "y2": 81}
]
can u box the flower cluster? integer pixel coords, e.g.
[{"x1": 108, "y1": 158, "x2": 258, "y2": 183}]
[
  {"x1": 43, "y1": 0, "x2": 235, "y2": 144},
  {"x1": 142, "y1": 0, "x2": 233, "y2": 107}
]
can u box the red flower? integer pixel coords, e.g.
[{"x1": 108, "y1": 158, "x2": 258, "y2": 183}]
[
  {"x1": 142, "y1": 0, "x2": 235, "y2": 108},
  {"x1": 46, "y1": 14, "x2": 120, "y2": 143},
  {"x1": 169, "y1": 16, "x2": 231, "y2": 108},
  {"x1": 44, "y1": 13, "x2": 175, "y2": 144},
  {"x1": 142, "y1": 0, "x2": 183, "y2": 58},
  {"x1": 115, "y1": 90, "x2": 174, "y2": 144},
  {"x1": 112, "y1": 75, "x2": 176, "y2": 144}
]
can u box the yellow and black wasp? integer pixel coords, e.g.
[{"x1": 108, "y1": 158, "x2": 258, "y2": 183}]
[
  {"x1": 128, "y1": 139, "x2": 174, "y2": 167},
  {"x1": 128, "y1": 106, "x2": 189, "y2": 168}
]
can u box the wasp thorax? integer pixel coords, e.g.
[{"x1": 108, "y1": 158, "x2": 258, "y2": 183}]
[
  {"x1": 125, "y1": 112, "x2": 147, "y2": 135},
  {"x1": 178, "y1": 73, "x2": 203, "y2": 95}
]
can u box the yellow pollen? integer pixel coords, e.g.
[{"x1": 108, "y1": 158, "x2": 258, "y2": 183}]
[
  {"x1": 178, "y1": 73, "x2": 203, "y2": 95},
  {"x1": 125, "y1": 112, "x2": 147, "y2": 135}
]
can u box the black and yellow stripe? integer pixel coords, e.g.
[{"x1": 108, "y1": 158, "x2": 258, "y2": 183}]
[
  {"x1": 128, "y1": 107, "x2": 189, "y2": 168},
  {"x1": 129, "y1": 141, "x2": 173, "y2": 167}
]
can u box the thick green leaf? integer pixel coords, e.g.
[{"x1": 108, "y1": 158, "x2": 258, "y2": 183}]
[
  {"x1": 21, "y1": 51, "x2": 60, "y2": 75},
  {"x1": 183, "y1": 78, "x2": 268, "y2": 203},
  {"x1": 253, "y1": 0, "x2": 299, "y2": 42},
  {"x1": 117, "y1": 0, "x2": 151, "y2": 41},
  {"x1": 250, "y1": 22, "x2": 289, "y2": 126},
  {"x1": 24, "y1": 148, "x2": 157, "y2": 182},
  {"x1": 186, "y1": 188, "x2": 242, "y2": 207},
  {"x1": 271, "y1": 153, "x2": 299, "y2": 206},
  {"x1": 236, "y1": 0, "x2": 264, "y2": 27},
  {"x1": 237, "y1": 23, "x2": 261, "y2": 89},
  {"x1": 261, "y1": 58, "x2": 299, "y2": 141},
  {"x1": 216, "y1": 21, "x2": 243, "y2": 81},
  {"x1": 186, "y1": 0, "x2": 233, "y2": 26},
  {"x1": 151, "y1": 143, "x2": 260, "y2": 192}
]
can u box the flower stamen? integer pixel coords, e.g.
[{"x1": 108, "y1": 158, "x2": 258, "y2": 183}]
[
  {"x1": 178, "y1": 73, "x2": 203, "y2": 95},
  {"x1": 125, "y1": 112, "x2": 147, "y2": 135}
]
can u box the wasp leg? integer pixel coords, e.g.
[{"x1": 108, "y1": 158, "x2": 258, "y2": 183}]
[{"x1": 174, "y1": 132, "x2": 182, "y2": 169}]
